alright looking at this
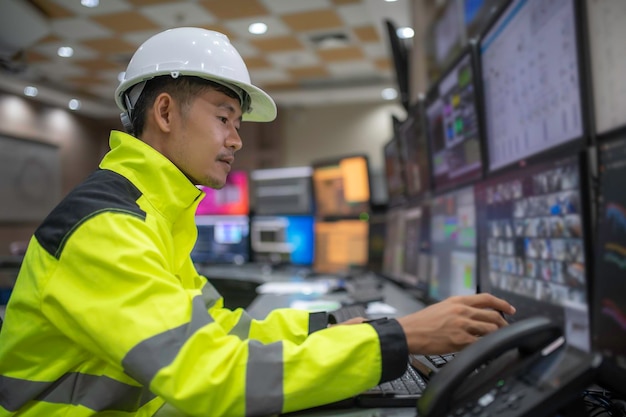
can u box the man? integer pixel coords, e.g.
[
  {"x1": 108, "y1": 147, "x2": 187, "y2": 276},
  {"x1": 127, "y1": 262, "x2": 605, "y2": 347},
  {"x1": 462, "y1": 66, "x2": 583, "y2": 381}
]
[{"x1": 0, "y1": 28, "x2": 515, "y2": 416}]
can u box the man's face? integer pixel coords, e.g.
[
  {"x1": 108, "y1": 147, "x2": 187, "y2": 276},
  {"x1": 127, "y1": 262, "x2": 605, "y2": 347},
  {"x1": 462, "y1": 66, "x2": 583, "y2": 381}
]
[{"x1": 168, "y1": 88, "x2": 243, "y2": 189}]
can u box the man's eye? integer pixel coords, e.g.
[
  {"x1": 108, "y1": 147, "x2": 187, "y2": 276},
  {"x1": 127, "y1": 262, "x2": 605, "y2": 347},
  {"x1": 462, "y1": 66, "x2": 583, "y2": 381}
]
[{"x1": 218, "y1": 117, "x2": 228, "y2": 124}]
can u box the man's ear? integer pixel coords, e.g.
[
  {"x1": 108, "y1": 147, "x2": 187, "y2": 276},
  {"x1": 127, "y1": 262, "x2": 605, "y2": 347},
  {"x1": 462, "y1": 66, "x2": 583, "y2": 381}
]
[{"x1": 152, "y1": 92, "x2": 175, "y2": 133}]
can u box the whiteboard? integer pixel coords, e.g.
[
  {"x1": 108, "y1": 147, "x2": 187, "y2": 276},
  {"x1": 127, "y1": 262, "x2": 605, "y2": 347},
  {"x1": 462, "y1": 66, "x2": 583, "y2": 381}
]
[{"x1": 0, "y1": 135, "x2": 61, "y2": 222}]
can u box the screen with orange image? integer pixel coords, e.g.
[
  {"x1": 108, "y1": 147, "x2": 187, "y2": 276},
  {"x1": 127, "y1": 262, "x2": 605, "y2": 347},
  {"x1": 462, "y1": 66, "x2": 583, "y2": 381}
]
[
  {"x1": 313, "y1": 220, "x2": 369, "y2": 273},
  {"x1": 312, "y1": 156, "x2": 370, "y2": 218},
  {"x1": 196, "y1": 170, "x2": 249, "y2": 215}
]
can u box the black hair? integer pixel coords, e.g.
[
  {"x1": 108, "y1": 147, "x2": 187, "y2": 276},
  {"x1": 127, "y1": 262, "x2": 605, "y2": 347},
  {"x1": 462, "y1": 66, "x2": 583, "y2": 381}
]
[{"x1": 129, "y1": 76, "x2": 240, "y2": 137}]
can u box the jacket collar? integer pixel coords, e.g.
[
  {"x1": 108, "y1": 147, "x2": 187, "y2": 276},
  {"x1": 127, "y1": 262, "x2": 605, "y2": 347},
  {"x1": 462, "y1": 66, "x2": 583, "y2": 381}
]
[{"x1": 100, "y1": 130, "x2": 203, "y2": 222}]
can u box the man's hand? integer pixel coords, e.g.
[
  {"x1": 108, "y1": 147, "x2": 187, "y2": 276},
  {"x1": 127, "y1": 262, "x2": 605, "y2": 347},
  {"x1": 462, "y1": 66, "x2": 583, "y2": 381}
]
[{"x1": 396, "y1": 293, "x2": 515, "y2": 355}]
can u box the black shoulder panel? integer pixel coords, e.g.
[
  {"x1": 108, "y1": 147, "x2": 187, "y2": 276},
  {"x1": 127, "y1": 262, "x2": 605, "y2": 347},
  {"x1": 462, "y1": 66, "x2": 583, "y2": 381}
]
[{"x1": 34, "y1": 169, "x2": 146, "y2": 259}]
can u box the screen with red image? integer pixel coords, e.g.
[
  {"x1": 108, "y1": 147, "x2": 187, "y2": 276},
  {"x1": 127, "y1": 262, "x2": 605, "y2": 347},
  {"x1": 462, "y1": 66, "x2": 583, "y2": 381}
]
[{"x1": 196, "y1": 171, "x2": 249, "y2": 215}]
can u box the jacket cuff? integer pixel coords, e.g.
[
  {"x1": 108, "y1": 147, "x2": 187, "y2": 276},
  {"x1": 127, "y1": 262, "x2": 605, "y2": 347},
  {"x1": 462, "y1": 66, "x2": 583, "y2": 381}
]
[
  {"x1": 308, "y1": 311, "x2": 330, "y2": 334},
  {"x1": 367, "y1": 318, "x2": 409, "y2": 383}
]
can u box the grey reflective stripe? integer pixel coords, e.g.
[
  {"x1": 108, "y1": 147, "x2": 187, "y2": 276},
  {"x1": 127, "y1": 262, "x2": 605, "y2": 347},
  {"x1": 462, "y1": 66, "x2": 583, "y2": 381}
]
[
  {"x1": 245, "y1": 340, "x2": 283, "y2": 416},
  {"x1": 201, "y1": 281, "x2": 221, "y2": 310},
  {"x1": 0, "y1": 373, "x2": 155, "y2": 412},
  {"x1": 228, "y1": 312, "x2": 253, "y2": 340},
  {"x1": 122, "y1": 295, "x2": 214, "y2": 384}
]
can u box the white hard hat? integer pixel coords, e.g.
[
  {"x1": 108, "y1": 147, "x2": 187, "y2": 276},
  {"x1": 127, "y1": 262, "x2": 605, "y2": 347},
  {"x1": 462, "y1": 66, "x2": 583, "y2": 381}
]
[{"x1": 115, "y1": 27, "x2": 276, "y2": 123}]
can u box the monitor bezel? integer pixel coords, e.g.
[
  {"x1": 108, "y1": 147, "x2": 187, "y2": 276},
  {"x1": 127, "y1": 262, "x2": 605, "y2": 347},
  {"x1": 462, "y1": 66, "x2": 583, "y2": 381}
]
[
  {"x1": 476, "y1": 0, "x2": 593, "y2": 175},
  {"x1": 424, "y1": 41, "x2": 487, "y2": 195}
]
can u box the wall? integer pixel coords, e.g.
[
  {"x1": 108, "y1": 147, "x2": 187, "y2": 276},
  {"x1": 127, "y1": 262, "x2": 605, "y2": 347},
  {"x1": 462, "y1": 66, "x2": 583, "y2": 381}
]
[
  {"x1": 281, "y1": 101, "x2": 406, "y2": 203},
  {"x1": 0, "y1": 92, "x2": 114, "y2": 256}
]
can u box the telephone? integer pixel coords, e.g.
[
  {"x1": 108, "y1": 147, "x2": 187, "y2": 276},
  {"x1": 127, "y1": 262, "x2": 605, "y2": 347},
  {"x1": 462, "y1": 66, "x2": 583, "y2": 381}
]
[{"x1": 417, "y1": 317, "x2": 602, "y2": 417}]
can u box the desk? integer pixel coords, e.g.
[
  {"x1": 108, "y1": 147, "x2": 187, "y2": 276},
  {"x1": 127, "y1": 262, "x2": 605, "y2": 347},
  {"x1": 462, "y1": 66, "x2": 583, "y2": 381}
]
[{"x1": 201, "y1": 265, "x2": 424, "y2": 417}]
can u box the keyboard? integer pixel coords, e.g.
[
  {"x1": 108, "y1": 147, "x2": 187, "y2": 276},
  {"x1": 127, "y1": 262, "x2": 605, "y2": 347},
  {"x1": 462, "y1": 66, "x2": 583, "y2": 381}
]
[
  {"x1": 327, "y1": 303, "x2": 426, "y2": 407},
  {"x1": 410, "y1": 352, "x2": 457, "y2": 379}
]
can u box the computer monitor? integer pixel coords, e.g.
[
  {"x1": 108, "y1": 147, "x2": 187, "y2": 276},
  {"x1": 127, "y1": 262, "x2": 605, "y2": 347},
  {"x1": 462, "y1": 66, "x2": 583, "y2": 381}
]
[
  {"x1": 382, "y1": 206, "x2": 406, "y2": 282},
  {"x1": 366, "y1": 209, "x2": 387, "y2": 275},
  {"x1": 479, "y1": 0, "x2": 586, "y2": 172},
  {"x1": 425, "y1": 45, "x2": 484, "y2": 193},
  {"x1": 383, "y1": 136, "x2": 406, "y2": 208},
  {"x1": 475, "y1": 152, "x2": 591, "y2": 352},
  {"x1": 593, "y1": 136, "x2": 626, "y2": 375},
  {"x1": 428, "y1": 185, "x2": 477, "y2": 302},
  {"x1": 401, "y1": 203, "x2": 431, "y2": 299},
  {"x1": 313, "y1": 219, "x2": 369, "y2": 274},
  {"x1": 398, "y1": 100, "x2": 431, "y2": 201},
  {"x1": 250, "y1": 215, "x2": 315, "y2": 265},
  {"x1": 249, "y1": 166, "x2": 314, "y2": 215},
  {"x1": 197, "y1": 171, "x2": 249, "y2": 215},
  {"x1": 312, "y1": 155, "x2": 371, "y2": 218},
  {"x1": 191, "y1": 215, "x2": 250, "y2": 265},
  {"x1": 586, "y1": 0, "x2": 626, "y2": 135}
]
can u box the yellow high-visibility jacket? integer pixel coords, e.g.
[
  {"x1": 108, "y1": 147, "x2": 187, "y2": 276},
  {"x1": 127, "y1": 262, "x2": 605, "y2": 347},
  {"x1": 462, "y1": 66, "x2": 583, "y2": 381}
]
[{"x1": 0, "y1": 131, "x2": 409, "y2": 417}]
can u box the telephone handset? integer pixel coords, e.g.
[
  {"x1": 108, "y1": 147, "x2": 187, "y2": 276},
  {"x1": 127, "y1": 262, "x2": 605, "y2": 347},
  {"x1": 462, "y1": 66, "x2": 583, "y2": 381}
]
[{"x1": 417, "y1": 317, "x2": 601, "y2": 417}]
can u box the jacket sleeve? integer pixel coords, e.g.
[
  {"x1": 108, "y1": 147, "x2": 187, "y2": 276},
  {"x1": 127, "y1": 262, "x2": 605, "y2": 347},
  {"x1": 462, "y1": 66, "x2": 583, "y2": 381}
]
[{"x1": 41, "y1": 212, "x2": 408, "y2": 417}]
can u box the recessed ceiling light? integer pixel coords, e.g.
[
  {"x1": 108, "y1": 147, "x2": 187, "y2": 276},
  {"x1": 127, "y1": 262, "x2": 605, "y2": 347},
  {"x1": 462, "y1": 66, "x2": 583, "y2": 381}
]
[
  {"x1": 248, "y1": 22, "x2": 268, "y2": 35},
  {"x1": 385, "y1": 0, "x2": 399, "y2": 2},
  {"x1": 58, "y1": 46, "x2": 74, "y2": 58},
  {"x1": 68, "y1": 99, "x2": 81, "y2": 111},
  {"x1": 397, "y1": 27, "x2": 414, "y2": 39},
  {"x1": 24, "y1": 86, "x2": 38, "y2": 97},
  {"x1": 81, "y1": 0, "x2": 99, "y2": 7},
  {"x1": 381, "y1": 88, "x2": 398, "y2": 100}
]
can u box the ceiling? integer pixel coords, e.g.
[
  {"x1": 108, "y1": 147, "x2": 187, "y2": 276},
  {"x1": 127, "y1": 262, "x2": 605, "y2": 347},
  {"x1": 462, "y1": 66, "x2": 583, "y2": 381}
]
[{"x1": 0, "y1": 0, "x2": 414, "y2": 119}]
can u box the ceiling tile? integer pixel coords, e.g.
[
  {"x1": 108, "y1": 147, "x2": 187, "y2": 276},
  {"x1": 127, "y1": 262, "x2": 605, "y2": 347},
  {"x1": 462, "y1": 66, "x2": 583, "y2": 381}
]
[
  {"x1": 139, "y1": 3, "x2": 217, "y2": 27},
  {"x1": 336, "y1": 3, "x2": 371, "y2": 27},
  {"x1": 267, "y1": 50, "x2": 321, "y2": 68},
  {"x1": 326, "y1": 60, "x2": 378, "y2": 77},
  {"x1": 248, "y1": 67, "x2": 291, "y2": 83},
  {"x1": 287, "y1": 66, "x2": 329, "y2": 80},
  {"x1": 81, "y1": 38, "x2": 138, "y2": 55},
  {"x1": 331, "y1": 0, "x2": 361, "y2": 4},
  {"x1": 50, "y1": 17, "x2": 112, "y2": 40},
  {"x1": 224, "y1": 16, "x2": 292, "y2": 39},
  {"x1": 74, "y1": 58, "x2": 124, "y2": 72},
  {"x1": 317, "y1": 45, "x2": 364, "y2": 61},
  {"x1": 49, "y1": 0, "x2": 132, "y2": 16},
  {"x1": 198, "y1": 0, "x2": 269, "y2": 19},
  {"x1": 249, "y1": 36, "x2": 304, "y2": 53},
  {"x1": 127, "y1": 0, "x2": 175, "y2": 5},
  {"x1": 31, "y1": 0, "x2": 73, "y2": 18},
  {"x1": 353, "y1": 25, "x2": 380, "y2": 43},
  {"x1": 281, "y1": 10, "x2": 343, "y2": 32},
  {"x1": 91, "y1": 11, "x2": 162, "y2": 33},
  {"x1": 242, "y1": 56, "x2": 272, "y2": 70},
  {"x1": 262, "y1": 0, "x2": 332, "y2": 15}
]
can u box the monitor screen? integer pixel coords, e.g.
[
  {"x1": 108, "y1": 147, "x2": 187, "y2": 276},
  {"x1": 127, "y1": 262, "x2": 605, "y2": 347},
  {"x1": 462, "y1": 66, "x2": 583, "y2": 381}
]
[
  {"x1": 480, "y1": 0, "x2": 584, "y2": 171},
  {"x1": 429, "y1": 185, "x2": 477, "y2": 302},
  {"x1": 250, "y1": 215, "x2": 315, "y2": 265},
  {"x1": 475, "y1": 153, "x2": 590, "y2": 352},
  {"x1": 366, "y1": 211, "x2": 387, "y2": 275},
  {"x1": 425, "y1": 47, "x2": 484, "y2": 192},
  {"x1": 586, "y1": 0, "x2": 626, "y2": 135},
  {"x1": 312, "y1": 155, "x2": 371, "y2": 218},
  {"x1": 398, "y1": 102, "x2": 431, "y2": 200},
  {"x1": 314, "y1": 219, "x2": 368, "y2": 273},
  {"x1": 191, "y1": 215, "x2": 250, "y2": 265},
  {"x1": 250, "y1": 166, "x2": 314, "y2": 215},
  {"x1": 197, "y1": 171, "x2": 249, "y2": 215},
  {"x1": 593, "y1": 136, "x2": 626, "y2": 369},
  {"x1": 384, "y1": 137, "x2": 406, "y2": 207}
]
